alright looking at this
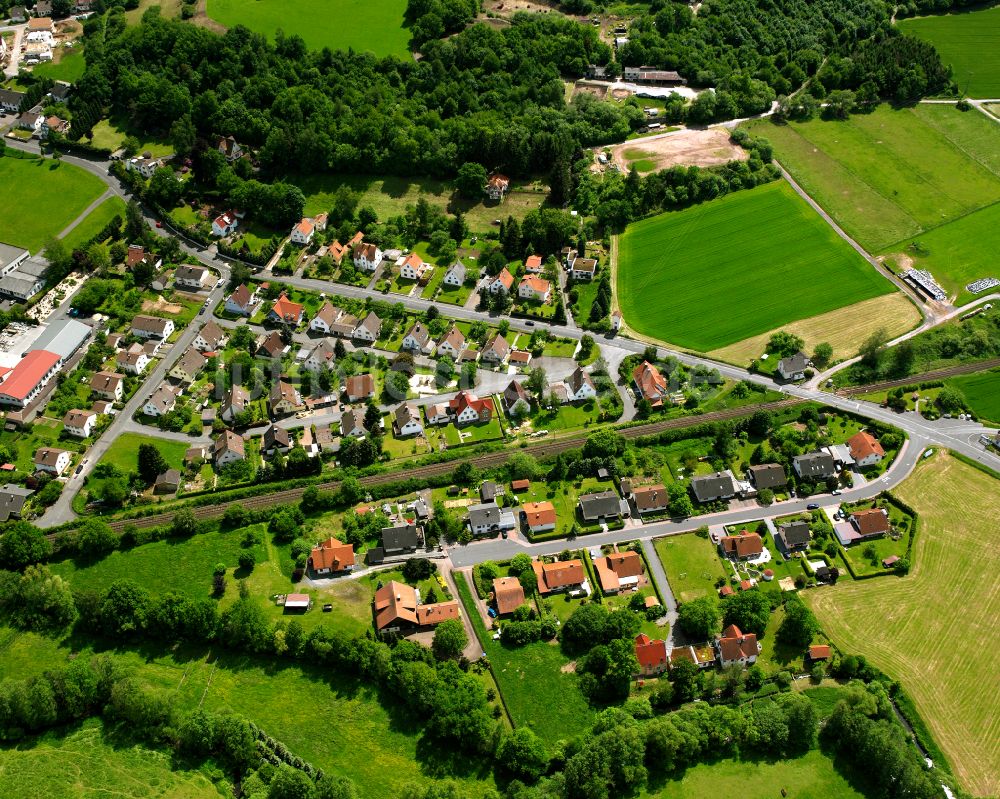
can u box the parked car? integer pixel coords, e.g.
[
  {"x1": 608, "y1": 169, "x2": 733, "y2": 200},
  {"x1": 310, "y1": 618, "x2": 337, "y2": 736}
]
[
  {"x1": 807, "y1": 503, "x2": 819, "y2": 510},
  {"x1": 831, "y1": 489, "x2": 842, "y2": 496}
]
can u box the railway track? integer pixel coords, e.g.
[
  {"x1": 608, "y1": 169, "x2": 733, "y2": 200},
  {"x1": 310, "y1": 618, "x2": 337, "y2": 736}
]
[
  {"x1": 52, "y1": 398, "x2": 803, "y2": 539},
  {"x1": 839, "y1": 359, "x2": 1000, "y2": 397}
]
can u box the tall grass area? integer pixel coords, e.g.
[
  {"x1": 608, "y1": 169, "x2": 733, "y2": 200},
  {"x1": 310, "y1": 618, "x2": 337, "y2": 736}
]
[{"x1": 617, "y1": 181, "x2": 892, "y2": 350}]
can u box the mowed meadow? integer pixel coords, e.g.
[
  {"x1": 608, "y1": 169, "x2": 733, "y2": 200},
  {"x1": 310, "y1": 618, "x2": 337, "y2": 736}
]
[
  {"x1": 616, "y1": 181, "x2": 893, "y2": 351},
  {"x1": 205, "y1": 0, "x2": 411, "y2": 58},
  {"x1": 898, "y1": 5, "x2": 1000, "y2": 98},
  {"x1": 806, "y1": 452, "x2": 1000, "y2": 797}
]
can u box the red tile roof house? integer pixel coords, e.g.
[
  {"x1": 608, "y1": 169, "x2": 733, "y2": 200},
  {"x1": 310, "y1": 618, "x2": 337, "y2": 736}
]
[
  {"x1": 268, "y1": 293, "x2": 305, "y2": 326},
  {"x1": 449, "y1": 391, "x2": 493, "y2": 425},
  {"x1": 532, "y1": 558, "x2": 588, "y2": 596},
  {"x1": 847, "y1": 430, "x2": 886, "y2": 468},
  {"x1": 720, "y1": 531, "x2": 764, "y2": 560},
  {"x1": 715, "y1": 624, "x2": 760, "y2": 667},
  {"x1": 493, "y1": 577, "x2": 526, "y2": 616},
  {"x1": 594, "y1": 551, "x2": 644, "y2": 595},
  {"x1": 634, "y1": 634, "x2": 669, "y2": 677},
  {"x1": 344, "y1": 373, "x2": 376, "y2": 403},
  {"x1": 521, "y1": 500, "x2": 557, "y2": 533},
  {"x1": 807, "y1": 644, "x2": 831, "y2": 662},
  {"x1": 308, "y1": 537, "x2": 355, "y2": 576},
  {"x1": 633, "y1": 360, "x2": 669, "y2": 407},
  {"x1": 373, "y1": 580, "x2": 459, "y2": 634}
]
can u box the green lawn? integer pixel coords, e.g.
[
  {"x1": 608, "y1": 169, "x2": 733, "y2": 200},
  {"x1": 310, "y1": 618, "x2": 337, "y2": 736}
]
[
  {"x1": 653, "y1": 534, "x2": 727, "y2": 604},
  {"x1": 0, "y1": 417, "x2": 78, "y2": 472},
  {"x1": 62, "y1": 196, "x2": 127, "y2": 250},
  {"x1": 0, "y1": 156, "x2": 106, "y2": 252},
  {"x1": 0, "y1": 718, "x2": 220, "y2": 799},
  {"x1": 898, "y1": 5, "x2": 1000, "y2": 98},
  {"x1": 617, "y1": 181, "x2": 893, "y2": 350},
  {"x1": 746, "y1": 104, "x2": 1000, "y2": 252},
  {"x1": 88, "y1": 119, "x2": 174, "y2": 157},
  {"x1": 99, "y1": 433, "x2": 190, "y2": 474},
  {"x1": 206, "y1": 0, "x2": 411, "y2": 58},
  {"x1": 948, "y1": 368, "x2": 1000, "y2": 424},
  {"x1": 641, "y1": 749, "x2": 870, "y2": 799},
  {"x1": 31, "y1": 47, "x2": 87, "y2": 83}
]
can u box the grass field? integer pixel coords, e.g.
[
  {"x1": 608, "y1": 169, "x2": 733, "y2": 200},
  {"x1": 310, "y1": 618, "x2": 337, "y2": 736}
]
[
  {"x1": 0, "y1": 156, "x2": 105, "y2": 252},
  {"x1": 88, "y1": 119, "x2": 174, "y2": 157},
  {"x1": 806, "y1": 452, "x2": 1000, "y2": 796},
  {"x1": 99, "y1": 433, "x2": 189, "y2": 474},
  {"x1": 61, "y1": 196, "x2": 127, "y2": 250},
  {"x1": 947, "y1": 368, "x2": 1000, "y2": 424},
  {"x1": 710, "y1": 292, "x2": 921, "y2": 366},
  {"x1": 617, "y1": 181, "x2": 894, "y2": 351},
  {"x1": 206, "y1": 0, "x2": 411, "y2": 58},
  {"x1": 31, "y1": 47, "x2": 87, "y2": 83},
  {"x1": 747, "y1": 105, "x2": 1000, "y2": 252},
  {"x1": 653, "y1": 534, "x2": 728, "y2": 604},
  {"x1": 898, "y1": 5, "x2": 1000, "y2": 98},
  {"x1": 0, "y1": 718, "x2": 220, "y2": 799}
]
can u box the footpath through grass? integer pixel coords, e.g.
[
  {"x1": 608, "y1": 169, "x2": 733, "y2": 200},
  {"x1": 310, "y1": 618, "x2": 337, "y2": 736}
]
[
  {"x1": 617, "y1": 180, "x2": 893, "y2": 351},
  {"x1": 62, "y1": 196, "x2": 127, "y2": 250},
  {"x1": 898, "y1": 5, "x2": 1000, "y2": 98},
  {"x1": 205, "y1": 0, "x2": 410, "y2": 58},
  {"x1": 805, "y1": 452, "x2": 1000, "y2": 796}
]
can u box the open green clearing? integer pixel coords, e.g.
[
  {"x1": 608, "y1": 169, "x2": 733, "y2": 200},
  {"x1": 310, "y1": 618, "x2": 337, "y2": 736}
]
[
  {"x1": 206, "y1": 0, "x2": 411, "y2": 58},
  {"x1": 0, "y1": 156, "x2": 105, "y2": 252},
  {"x1": 653, "y1": 534, "x2": 727, "y2": 604},
  {"x1": 31, "y1": 47, "x2": 87, "y2": 83},
  {"x1": 746, "y1": 105, "x2": 1000, "y2": 252},
  {"x1": 806, "y1": 452, "x2": 1000, "y2": 797},
  {"x1": 0, "y1": 718, "x2": 220, "y2": 799},
  {"x1": 88, "y1": 118, "x2": 174, "y2": 157},
  {"x1": 641, "y1": 748, "x2": 868, "y2": 799},
  {"x1": 947, "y1": 368, "x2": 1000, "y2": 423},
  {"x1": 617, "y1": 181, "x2": 893, "y2": 350},
  {"x1": 99, "y1": 432, "x2": 189, "y2": 473},
  {"x1": 898, "y1": 5, "x2": 1000, "y2": 98},
  {"x1": 62, "y1": 196, "x2": 127, "y2": 250}
]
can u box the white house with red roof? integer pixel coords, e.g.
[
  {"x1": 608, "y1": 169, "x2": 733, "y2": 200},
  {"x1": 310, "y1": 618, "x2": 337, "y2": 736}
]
[
  {"x1": 398, "y1": 252, "x2": 431, "y2": 281},
  {"x1": 518, "y1": 275, "x2": 551, "y2": 303},
  {"x1": 633, "y1": 360, "x2": 669, "y2": 407},
  {"x1": 290, "y1": 217, "x2": 315, "y2": 245},
  {"x1": 267, "y1": 293, "x2": 304, "y2": 326},
  {"x1": 0, "y1": 349, "x2": 61, "y2": 407},
  {"x1": 211, "y1": 211, "x2": 239, "y2": 237},
  {"x1": 449, "y1": 391, "x2": 493, "y2": 425},
  {"x1": 353, "y1": 242, "x2": 383, "y2": 272},
  {"x1": 489, "y1": 267, "x2": 514, "y2": 295},
  {"x1": 524, "y1": 254, "x2": 543, "y2": 273},
  {"x1": 634, "y1": 634, "x2": 669, "y2": 677},
  {"x1": 847, "y1": 430, "x2": 885, "y2": 468},
  {"x1": 715, "y1": 624, "x2": 760, "y2": 667}
]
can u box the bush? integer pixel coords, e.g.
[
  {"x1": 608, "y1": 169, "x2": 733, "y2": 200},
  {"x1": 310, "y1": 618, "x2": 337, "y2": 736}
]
[{"x1": 238, "y1": 552, "x2": 256, "y2": 571}]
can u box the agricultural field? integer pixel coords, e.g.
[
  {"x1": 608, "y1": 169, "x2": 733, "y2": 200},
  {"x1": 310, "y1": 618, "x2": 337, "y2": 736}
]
[
  {"x1": 710, "y1": 293, "x2": 921, "y2": 367},
  {"x1": 946, "y1": 368, "x2": 1000, "y2": 424},
  {"x1": 205, "y1": 0, "x2": 411, "y2": 58},
  {"x1": 617, "y1": 181, "x2": 894, "y2": 351},
  {"x1": 0, "y1": 718, "x2": 221, "y2": 799},
  {"x1": 0, "y1": 155, "x2": 106, "y2": 252},
  {"x1": 806, "y1": 452, "x2": 1000, "y2": 796},
  {"x1": 746, "y1": 105, "x2": 1000, "y2": 253},
  {"x1": 61, "y1": 196, "x2": 128, "y2": 250},
  {"x1": 898, "y1": 5, "x2": 1000, "y2": 98},
  {"x1": 653, "y1": 533, "x2": 728, "y2": 604}
]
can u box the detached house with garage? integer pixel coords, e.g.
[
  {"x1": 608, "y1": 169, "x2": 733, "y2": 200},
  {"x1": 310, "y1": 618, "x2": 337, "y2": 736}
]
[
  {"x1": 715, "y1": 624, "x2": 760, "y2": 667},
  {"x1": 594, "y1": 550, "x2": 644, "y2": 595},
  {"x1": 532, "y1": 558, "x2": 589, "y2": 596},
  {"x1": 175, "y1": 264, "x2": 212, "y2": 290},
  {"x1": 720, "y1": 531, "x2": 764, "y2": 560},
  {"x1": 257, "y1": 331, "x2": 287, "y2": 360},
  {"x1": 467, "y1": 502, "x2": 516, "y2": 537},
  {"x1": 373, "y1": 581, "x2": 460, "y2": 634},
  {"x1": 262, "y1": 424, "x2": 291, "y2": 455},
  {"x1": 747, "y1": 463, "x2": 787, "y2": 492},
  {"x1": 834, "y1": 507, "x2": 891, "y2": 546},
  {"x1": 847, "y1": 430, "x2": 885, "y2": 468},
  {"x1": 793, "y1": 451, "x2": 837, "y2": 480},
  {"x1": 690, "y1": 470, "x2": 738, "y2": 503},
  {"x1": 310, "y1": 301, "x2": 341, "y2": 334},
  {"x1": 579, "y1": 490, "x2": 627, "y2": 523},
  {"x1": 632, "y1": 484, "x2": 668, "y2": 515},
  {"x1": 777, "y1": 352, "x2": 810, "y2": 381}
]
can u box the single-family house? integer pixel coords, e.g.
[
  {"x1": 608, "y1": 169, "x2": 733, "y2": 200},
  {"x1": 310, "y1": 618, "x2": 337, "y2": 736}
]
[
  {"x1": 257, "y1": 331, "x2": 287, "y2": 360},
  {"x1": 0, "y1": 484, "x2": 33, "y2": 522},
  {"x1": 807, "y1": 645, "x2": 831, "y2": 663},
  {"x1": 632, "y1": 484, "x2": 668, "y2": 515},
  {"x1": 793, "y1": 451, "x2": 837, "y2": 480},
  {"x1": 153, "y1": 469, "x2": 180, "y2": 495},
  {"x1": 214, "y1": 430, "x2": 245, "y2": 467},
  {"x1": 386, "y1": 402, "x2": 421, "y2": 438},
  {"x1": 269, "y1": 380, "x2": 302, "y2": 416},
  {"x1": 518, "y1": 275, "x2": 551, "y2": 303},
  {"x1": 521, "y1": 501, "x2": 556, "y2": 533},
  {"x1": 467, "y1": 502, "x2": 516, "y2": 536},
  {"x1": 480, "y1": 334, "x2": 509, "y2": 365},
  {"x1": 62, "y1": 409, "x2": 97, "y2": 438},
  {"x1": 225, "y1": 284, "x2": 257, "y2": 316},
  {"x1": 143, "y1": 385, "x2": 177, "y2": 418},
  {"x1": 89, "y1": 371, "x2": 124, "y2": 402},
  {"x1": 373, "y1": 580, "x2": 459, "y2": 633},
  {"x1": 509, "y1": 350, "x2": 531, "y2": 367},
  {"x1": 16, "y1": 112, "x2": 43, "y2": 136},
  {"x1": 834, "y1": 507, "x2": 891, "y2": 546},
  {"x1": 777, "y1": 352, "x2": 810, "y2": 381},
  {"x1": 450, "y1": 391, "x2": 493, "y2": 425},
  {"x1": 570, "y1": 257, "x2": 598, "y2": 281},
  {"x1": 489, "y1": 267, "x2": 514, "y2": 295},
  {"x1": 595, "y1": 551, "x2": 644, "y2": 594},
  {"x1": 847, "y1": 431, "x2": 885, "y2": 468},
  {"x1": 303, "y1": 340, "x2": 337, "y2": 373},
  {"x1": 34, "y1": 447, "x2": 71, "y2": 476},
  {"x1": 344, "y1": 373, "x2": 375, "y2": 403},
  {"x1": 578, "y1": 490, "x2": 625, "y2": 523},
  {"x1": 0, "y1": 89, "x2": 25, "y2": 113},
  {"x1": 485, "y1": 174, "x2": 509, "y2": 200},
  {"x1": 480, "y1": 480, "x2": 500, "y2": 502},
  {"x1": 690, "y1": 470, "x2": 738, "y2": 503},
  {"x1": 212, "y1": 211, "x2": 239, "y2": 238},
  {"x1": 8, "y1": 6, "x2": 27, "y2": 23},
  {"x1": 174, "y1": 264, "x2": 211, "y2": 290},
  {"x1": 262, "y1": 423, "x2": 291, "y2": 455},
  {"x1": 116, "y1": 344, "x2": 150, "y2": 375},
  {"x1": 290, "y1": 217, "x2": 315, "y2": 245},
  {"x1": 398, "y1": 253, "x2": 430, "y2": 281},
  {"x1": 308, "y1": 537, "x2": 355, "y2": 575},
  {"x1": 444, "y1": 261, "x2": 466, "y2": 287},
  {"x1": 169, "y1": 347, "x2": 205, "y2": 384},
  {"x1": 401, "y1": 322, "x2": 433, "y2": 354},
  {"x1": 747, "y1": 463, "x2": 787, "y2": 491},
  {"x1": 40, "y1": 115, "x2": 69, "y2": 138},
  {"x1": 493, "y1": 577, "x2": 526, "y2": 616},
  {"x1": 352, "y1": 311, "x2": 381, "y2": 343},
  {"x1": 131, "y1": 315, "x2": 174, "y2": 341},
  {"x1": 310, "y1": 301, "x2": 342, "y2": 334},
  {"x1": 503, "y1": 379, "x2": 531, "y2": 413},
  {"x1": 532, "y1": 558, "x2": 588, "y2": 595},
  {"x1": 220, "y1": 385, "x2": 249, "y2": 423},
  {"x1": 565, "y1": 367, "x2": 597, "y2": 402},
  {"x1": 775, "y1": 521, "x2": 811, "y2": 553},
  {"x1": 268, "y1": 293, "x2": 304, "y2": 326},
  {"x1": 524, "y1": 254, "x2": 543, "y2": 273},
  {"x1": 353, "y1": 242, "x2": 383, "y2": 272},
  {"x1": 715, "y1": 624, "x2": 760, "y2": 667},
  {"x1": 382, "y1": 523, "x2": 422, "y2": 555},
  {"x1": 436, "y1": 327, "x2": 465, "y2": 359},
  {"x1": 217, "y1": 135, "x2": 243, "y2": 162},
  {"x1": 193, "y1": 321, "x2": 226, "y2": 353},
  {"x1": 635, "y1": 634, "x2": 669, "y2": 677},
  {"x1": 340, "y1": 408, "x2": 367, "y2": 438},
  {"x1": 425, "y1": 402, "x2": 450, "y2": 426},
  {"x1": 720, "y1": 532, "x2": 764, "y2": 560},
  {"x1": 632, "y1": 361, "x2": 669, "y2": 407}
]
